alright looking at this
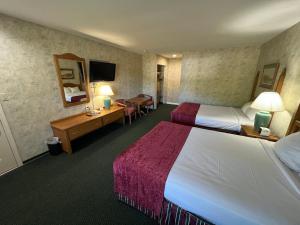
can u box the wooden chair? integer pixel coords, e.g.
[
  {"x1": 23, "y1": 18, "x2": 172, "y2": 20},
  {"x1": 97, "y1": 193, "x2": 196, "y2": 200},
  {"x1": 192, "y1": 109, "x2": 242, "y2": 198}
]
[
  {"x1": 137, "y1": 94, "x2": 155, "y2": 113},
  {"x1": 115, "y1": 99, "x2": 137, "y2": 125}
]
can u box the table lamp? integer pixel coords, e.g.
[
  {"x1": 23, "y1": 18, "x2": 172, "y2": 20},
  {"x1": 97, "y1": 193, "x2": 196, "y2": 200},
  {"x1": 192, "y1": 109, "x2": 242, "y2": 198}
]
[
  {"x1": 99, "y1": 85, "x2": 114, "y2": 109},
  {"x1": 251, "y1": 92, "x2": 285, "y2": 131}
]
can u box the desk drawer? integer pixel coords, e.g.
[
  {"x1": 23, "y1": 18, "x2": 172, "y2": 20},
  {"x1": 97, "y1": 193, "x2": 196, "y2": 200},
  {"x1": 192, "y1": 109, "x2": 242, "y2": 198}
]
[
  {"x1": 68, "y1": 119, "x2": 102, "y2": 140},
  {"x1": 102, "y1": 110, "x2": 124, "y2": 126}
]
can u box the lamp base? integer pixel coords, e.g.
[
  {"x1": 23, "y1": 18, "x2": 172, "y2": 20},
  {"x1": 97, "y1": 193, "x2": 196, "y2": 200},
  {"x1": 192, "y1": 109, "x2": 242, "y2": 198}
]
[
  {"x1": 254, "y1": 111, "x2": 272, "y2": 131},
  {"x1": 104, "y1": 98, "x2": 111, "y2": 109}
]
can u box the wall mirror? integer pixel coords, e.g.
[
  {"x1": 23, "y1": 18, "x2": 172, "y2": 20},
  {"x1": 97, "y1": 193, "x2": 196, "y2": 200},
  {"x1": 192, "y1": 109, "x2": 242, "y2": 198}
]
[
  {"x1": 259, "y1": 63, "x2": 280, "y2": 89},
  {"x1": 53, "y1": 53, "x2": 90, "y2": 107}
]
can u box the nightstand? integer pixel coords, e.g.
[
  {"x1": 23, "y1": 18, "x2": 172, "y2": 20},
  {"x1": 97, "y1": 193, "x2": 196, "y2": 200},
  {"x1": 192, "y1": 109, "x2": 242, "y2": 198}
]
[{"x1": 240, "y1": 125, "x2": 279, "y2": 142}]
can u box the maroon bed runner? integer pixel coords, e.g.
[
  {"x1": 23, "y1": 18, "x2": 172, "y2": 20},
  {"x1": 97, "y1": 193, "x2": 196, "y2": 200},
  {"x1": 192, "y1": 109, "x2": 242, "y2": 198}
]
[
  {"x1": 113, "y1": 121, "x2": 192, "y2": 217},
  {"x1": 171, "y1": 102, "x2": 200, "y2": 126},
  {"x1": 71, "y1": 94, "x2": 86, "y2": 102}
]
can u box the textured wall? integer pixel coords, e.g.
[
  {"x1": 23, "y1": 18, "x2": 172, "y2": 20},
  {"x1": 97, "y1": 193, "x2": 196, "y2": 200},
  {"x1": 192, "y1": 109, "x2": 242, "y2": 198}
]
[
  {"x1": 0, "y1": 14, "x2": 142, "y2": 161},
  {"x1": 157, "y1": 56, "x2": 168, "y2": 104},
  {"x1": 179, "y1": 47, "x2": 260, "y2": 107},
  {"x1": 166, "y1": 59, "x2": 182, "y2": 103},
  {"x1": 142, "y1": 53, "x2": 158, "y2": 107},
  {"x1": 256, "y1": 22, "x2": 300, "y2": 137}
]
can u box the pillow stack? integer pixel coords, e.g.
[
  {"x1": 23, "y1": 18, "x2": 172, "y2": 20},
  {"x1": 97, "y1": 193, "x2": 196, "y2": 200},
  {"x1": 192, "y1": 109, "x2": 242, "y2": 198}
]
[
  {"x1": 241, "y1": 101, "x2": 260, "y2": 121},
  {"x1": 274, "y1": 132, "x2": 300, "y2": 172}
]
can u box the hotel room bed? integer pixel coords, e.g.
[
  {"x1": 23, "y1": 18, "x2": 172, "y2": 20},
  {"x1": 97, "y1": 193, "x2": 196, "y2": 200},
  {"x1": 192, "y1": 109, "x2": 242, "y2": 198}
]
[
  {"x1": 113, "y1": 119, "x2": 300, "y2": 225},
  {"x1": 65, "y1": 91, "x2": 87, "y2": 102},
  {"x1": 170, "y1": 69, "x2": 287, "y2": 133},
  {"x1": 171, "y1": 102, "x2": 256, "y2": 133}
]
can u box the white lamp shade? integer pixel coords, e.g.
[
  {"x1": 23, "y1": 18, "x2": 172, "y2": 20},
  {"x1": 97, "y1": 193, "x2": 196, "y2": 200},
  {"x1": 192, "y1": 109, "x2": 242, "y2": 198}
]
[
  {"x1": 99, "y1": 85, "x2": 114, "y2": 96},
  {"x1": 251, "y1": 92, "x2": 284, "y2": 112}
]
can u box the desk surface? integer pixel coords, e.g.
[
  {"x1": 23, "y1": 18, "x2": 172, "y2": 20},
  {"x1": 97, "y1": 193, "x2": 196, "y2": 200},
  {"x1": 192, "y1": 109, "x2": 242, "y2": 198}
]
[
  {"x1": 127, "y1": 97, "x2": 149, "y2": 105},
  {"x1": 241, "y1": 125, "x2": 279, "y2": 142},
  {"x1": 51, "y1": 105, "x2": 124, "y2": 130}
]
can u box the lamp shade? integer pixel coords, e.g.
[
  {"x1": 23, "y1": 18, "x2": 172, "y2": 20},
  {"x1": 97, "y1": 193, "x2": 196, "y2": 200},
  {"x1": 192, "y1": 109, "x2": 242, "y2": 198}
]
[
  {"x1": 99, "y1": 85, "x2": 114, "y2": 96},
  {"x1": 251, "y1": 92, "x2": 284, "y2": 112}
]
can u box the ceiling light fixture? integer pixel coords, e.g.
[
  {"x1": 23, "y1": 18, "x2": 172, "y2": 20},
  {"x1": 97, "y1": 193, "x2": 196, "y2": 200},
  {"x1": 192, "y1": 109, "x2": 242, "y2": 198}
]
[{"x1": 172, "y1": 54, "x2": 177, "y2": 58}]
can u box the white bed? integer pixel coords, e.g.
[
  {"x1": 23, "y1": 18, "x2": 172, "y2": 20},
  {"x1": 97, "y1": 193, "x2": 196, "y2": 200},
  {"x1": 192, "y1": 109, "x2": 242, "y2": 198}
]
[
  {"x1": 195, "y1": 105, "x2": 254, "y2": 132},
  {"x1": 65, "y1": 91, "x2": 87, "y2": 102},
  {"x1": 165, "y1": 128, "x2": 300, "y2": 225}
]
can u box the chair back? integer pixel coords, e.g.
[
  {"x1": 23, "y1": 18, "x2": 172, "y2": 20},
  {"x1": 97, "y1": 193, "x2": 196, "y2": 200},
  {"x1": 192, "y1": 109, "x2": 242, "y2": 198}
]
[
  {"x1": 137, "y1": 94, "x2": 152, "y2": 100},
  {"x1": 115, "y1": 99, "x2": 127, "y2": 107}
]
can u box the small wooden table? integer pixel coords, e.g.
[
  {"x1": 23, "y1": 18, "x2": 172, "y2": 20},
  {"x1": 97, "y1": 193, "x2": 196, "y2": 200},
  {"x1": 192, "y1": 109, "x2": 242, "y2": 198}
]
[
  {"x1": 127, "y1": 97, "x2": 149, "y2": 116},
  {"x1": 50, "y1": 105, "x2": 125, "y2": 154},
  {"x1": 241, "y1": 125, "x2": 279, "y2": 142}
]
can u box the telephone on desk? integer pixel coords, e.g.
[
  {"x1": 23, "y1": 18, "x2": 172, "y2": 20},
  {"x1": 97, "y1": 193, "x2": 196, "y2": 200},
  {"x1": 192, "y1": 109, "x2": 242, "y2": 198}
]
[{"x1": 259, "y1": 127, "x2": 271, "y2": 137}]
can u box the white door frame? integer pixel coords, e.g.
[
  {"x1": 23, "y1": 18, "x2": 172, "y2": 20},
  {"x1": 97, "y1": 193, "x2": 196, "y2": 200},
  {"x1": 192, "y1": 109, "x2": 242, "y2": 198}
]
[{"x1": 0, "y1": 104, "x2": 23, "y2": 167}]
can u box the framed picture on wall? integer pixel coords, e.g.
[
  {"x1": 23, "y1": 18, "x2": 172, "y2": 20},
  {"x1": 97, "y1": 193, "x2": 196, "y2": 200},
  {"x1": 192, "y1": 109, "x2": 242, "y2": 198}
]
[
  {"x1": 60, "y1": 68, "x2": 74, "y2": 79},
  {"x1": 259, "y1": 63, "x2": 280, "y2": 89}
]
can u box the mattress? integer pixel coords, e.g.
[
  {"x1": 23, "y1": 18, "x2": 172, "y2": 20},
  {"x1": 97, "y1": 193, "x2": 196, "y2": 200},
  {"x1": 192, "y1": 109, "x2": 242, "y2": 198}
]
[
  {"x1": 195, "y1": 105, "x2": 253, "y2": 132},
  {"x1": 164, "y1": 128, "x2": 300, "y2": 225}
]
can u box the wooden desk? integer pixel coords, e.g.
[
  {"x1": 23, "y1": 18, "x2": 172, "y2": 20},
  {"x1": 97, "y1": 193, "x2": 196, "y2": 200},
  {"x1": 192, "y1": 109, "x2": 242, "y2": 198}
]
[
  {"x1": 127, "y1": 97, "x2": 149, "y2": 116},
  {"x1": 241, "y1": 125, "x2": 279, "y2": 142},
  {"x1": 50, "y1": 105, "x2": 125, "y2": 154}
]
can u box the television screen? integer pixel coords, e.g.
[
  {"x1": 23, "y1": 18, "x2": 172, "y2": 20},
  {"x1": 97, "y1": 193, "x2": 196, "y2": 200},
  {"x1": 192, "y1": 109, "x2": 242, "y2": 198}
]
[{"x1": 89, "y1": 60, "x2": 116, "y2": 82}]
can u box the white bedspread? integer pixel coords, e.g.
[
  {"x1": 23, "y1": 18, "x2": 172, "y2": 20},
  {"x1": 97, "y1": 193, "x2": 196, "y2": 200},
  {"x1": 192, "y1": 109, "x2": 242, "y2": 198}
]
[
  {"x1": 195, "y1": 105, "x2": 253, "y2": 132},
  {"x1": 164, "y1": 128, "x2": 300, "y2": 225}
]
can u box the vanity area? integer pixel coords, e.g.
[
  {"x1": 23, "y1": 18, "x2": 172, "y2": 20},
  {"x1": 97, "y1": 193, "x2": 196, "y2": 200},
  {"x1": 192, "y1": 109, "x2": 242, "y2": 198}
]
[
  {"x1": 51, "y1": 53, "x2": 124, "y2": 154},
  {"x1": 50, "y1": 106, "x2": 124, "y2": 154}
]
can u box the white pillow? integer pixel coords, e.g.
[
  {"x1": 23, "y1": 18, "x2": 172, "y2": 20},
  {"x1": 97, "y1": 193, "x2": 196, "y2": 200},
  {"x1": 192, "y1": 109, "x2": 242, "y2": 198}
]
[
  {"x1": 241, "y1": 102, "x2": 252, "y2": 114},
  {"x1": 274, "y1": 132, "x2": 300, "y2": 172},
  {"x1": 241, "y1": 101, "x2": 260, "y2": 121},
  {"x1": 64, "y1": 87, "x2": 71, "y2": 95},
  {"x1": 245, "y1": 107, "x2": 260, "y2": 121},
  {"x1": 70, "y1": 87, "x2": 80, "y2": 93}
]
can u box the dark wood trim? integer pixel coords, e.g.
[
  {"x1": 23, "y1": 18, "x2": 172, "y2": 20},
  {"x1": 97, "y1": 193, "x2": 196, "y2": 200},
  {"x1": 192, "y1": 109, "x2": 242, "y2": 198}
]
[
  {"x1": 274, "y1": 67, "x2": 286, "y2": 93},
  {"x1": 251, "y1": 66, "x2": 286, "y2": 101},
  {"x1": 259, "y1": 63, "x2": 280, "y2": 89},
  {"x1": 286, "y1": 104, "x2": 300, "y2": 135},
  {"x1": 250, "y1": 71, "x2": 260, "y2": 101}
]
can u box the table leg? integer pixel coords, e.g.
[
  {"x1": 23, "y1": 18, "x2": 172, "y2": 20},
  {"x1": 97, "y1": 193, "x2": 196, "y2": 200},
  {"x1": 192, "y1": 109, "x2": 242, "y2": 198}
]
[{"x1": 138, "y1": 104, "x2": 142, "y2": 117}]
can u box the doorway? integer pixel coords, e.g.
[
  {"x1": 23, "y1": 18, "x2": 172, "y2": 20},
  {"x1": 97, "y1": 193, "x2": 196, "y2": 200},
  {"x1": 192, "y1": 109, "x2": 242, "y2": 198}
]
[
  {"x1": 157, "y1": 64, "x2": 165, "y2": 107},
  {"x1": 0, "y1": 105, "x2": 22, "y2": 175}
]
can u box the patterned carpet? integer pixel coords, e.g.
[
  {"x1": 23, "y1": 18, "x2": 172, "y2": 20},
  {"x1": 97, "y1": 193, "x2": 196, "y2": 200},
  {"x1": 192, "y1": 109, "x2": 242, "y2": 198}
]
[{"x1": 0, "y1": 104, "x2": 176, "y2": 225}]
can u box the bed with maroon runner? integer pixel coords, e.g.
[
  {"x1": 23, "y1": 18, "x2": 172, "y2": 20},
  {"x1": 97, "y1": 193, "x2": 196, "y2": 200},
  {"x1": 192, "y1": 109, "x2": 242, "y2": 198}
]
[
  {"x1": 171, "y1": 102, "x2": 200, "y2": 126},
  {"x1": 113, "y1": 121, "x2": 212, "y2": 225},
  {"x1": 171, "y1": 102, "x2": 255, "y2": 133},
  {"x1": 113, "y1": 116, "x2": 300, "y2": 225},
  {"x1": 70, "y1": 94, "x2": 87, "y2": 103}
]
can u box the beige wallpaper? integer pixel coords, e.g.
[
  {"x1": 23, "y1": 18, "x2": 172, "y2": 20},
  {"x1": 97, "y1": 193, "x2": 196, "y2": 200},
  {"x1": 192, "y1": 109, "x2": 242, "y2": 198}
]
[
  {"x1": 179, "y1": 47, "x2": 261, "y2": 107},
  {"x1": 0, "y1": 14, "x2": 142, "y2": 161},
  {"x1": 166, "y1": 59, "x2": 182, "y2": 103},
  {"x1": 256, "y1": 22, "x2": 300, "y2": 137},
  {"x1": 142, "y1": 53, "x2": 157, "y2": 107},
  {"x1": 157, "y1": 56, "x2": 168, "y2": 104}
]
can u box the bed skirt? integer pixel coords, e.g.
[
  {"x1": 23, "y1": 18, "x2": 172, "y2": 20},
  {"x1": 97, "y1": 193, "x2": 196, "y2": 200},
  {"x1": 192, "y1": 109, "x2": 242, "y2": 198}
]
[{"x1": 117, "y1": 193, "x2": 213, "y2": 225}]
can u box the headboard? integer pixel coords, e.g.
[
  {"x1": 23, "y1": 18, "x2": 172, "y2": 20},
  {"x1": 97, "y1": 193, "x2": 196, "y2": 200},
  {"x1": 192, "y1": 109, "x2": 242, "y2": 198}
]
[
  {"x1": 286, "y1": 104, "x2": 300, "y2": 135},
  {"x1": 250, "y1": 67, "x2": 286, "y2": 101},
  {"x1": 63, "y1": 83, "x2": 81, "y2": 88}
]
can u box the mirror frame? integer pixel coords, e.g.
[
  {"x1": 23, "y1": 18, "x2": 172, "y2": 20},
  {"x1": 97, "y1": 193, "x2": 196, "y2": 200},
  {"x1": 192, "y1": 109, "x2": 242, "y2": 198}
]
[
  {"x1": 259, "y1": 63, "x2": 280, "y2": 89},
  {"x1": 53, "y1": 53, "x2": 90, "y2": 107}
]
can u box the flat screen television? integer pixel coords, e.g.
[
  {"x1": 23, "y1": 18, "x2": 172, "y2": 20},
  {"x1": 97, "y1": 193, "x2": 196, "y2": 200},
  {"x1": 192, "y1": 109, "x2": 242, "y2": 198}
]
[{"x1": 89, "y1": 60, "x2": 116, "y2": 82}]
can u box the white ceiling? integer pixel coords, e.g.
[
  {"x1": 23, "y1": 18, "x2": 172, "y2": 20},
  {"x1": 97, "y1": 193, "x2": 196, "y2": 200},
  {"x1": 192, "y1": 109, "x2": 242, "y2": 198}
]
[{"x1": 1, "y1": 0, "x2": 300, "y2": 57}]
